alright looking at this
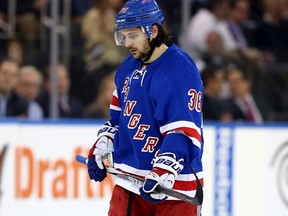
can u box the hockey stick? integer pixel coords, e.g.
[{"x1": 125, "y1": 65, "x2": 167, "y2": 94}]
[{"x1": 75, "y1": 155, "x2": 203, "y2": 205}]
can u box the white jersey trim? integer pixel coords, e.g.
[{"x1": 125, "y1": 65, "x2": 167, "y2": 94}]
[
  {"x1": 176, "y1": 171, "x2": 204, "y2": 181},
  {"x1": 191, "y1": 137, "x2": 202, "y2": 149},
  {"x1": 114, "y1": 162, "x2": 203, "y2": 181},
  {"x1": 114, "y1": 163, "x2": 150, "y2": 177},
  {"x1": 112, "y1": 89, "x2": 118, "y2": 97},
  {"x1": 110, "y1": 104, "x2": 121, "y2": 111},
  {"x1": 160, "y1": 120, "x2": 201, "y2": 134}
]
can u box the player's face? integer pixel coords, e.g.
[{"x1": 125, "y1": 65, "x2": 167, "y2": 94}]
[{"x1": 121, "y1": 28, "x2": 151, "y2": 60}]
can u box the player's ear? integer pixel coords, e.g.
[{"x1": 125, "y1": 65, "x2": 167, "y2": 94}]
[{"x1": 151, "y1": 25, "x2": 159, "y2": 39}]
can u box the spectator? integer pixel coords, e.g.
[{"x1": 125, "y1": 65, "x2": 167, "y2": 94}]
[
  {"x1": 15, "y1": 65, "x2": 44, "y2": 120},
  {"x1": 202, "y1": 31, "x2": 243, "y2": 69},
  {"x1": 185, "y1": 0, "x2": 231, "y2": 58},
  {"x1": 83, "y1": 69, "x2": 116, "y2": 119},
  {"x1": 81, "y1": 0, "x2": 127, "y2": 74},
  {"x1": 0, "y1": 58, "x2": 29, "y2": 118},
  {"x1": 5, "y1": 39, "x2": 23, "y2": 65},
  {"x1": 201, "y1": 65, "x2": 234, "y2": 122},
  {"x1": 15, "y1": 0, "x2": 46, "y2": 65},
  {"x1": 226, "y1": 0, "x2": 263, "y2": 64},
  {"x1": 227, "y1": 0, "x2": 251, "y2": 51},
  {"x1": 253, "y1": 0, "x2": 288, "y2": 63},
  {"x1": 226, "y1": 64, "x2": 267, "y2": 123},
  {"x1": 37, "y1": 64, "x2": 83, "y2": 118},
  {"x1": 197, "y1": 30, "x2": 249, "y2": 76}
]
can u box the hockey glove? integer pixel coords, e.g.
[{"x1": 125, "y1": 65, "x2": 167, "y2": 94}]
[
  {"x1": 87, "y1": 122, "x2": 118, "y2": 182},
  {"x1": 139, "y1": 153, "x2": 184, "y2": 204}
]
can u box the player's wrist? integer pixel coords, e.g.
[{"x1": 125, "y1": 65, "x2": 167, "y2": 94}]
[
  {"x1": 152, "y1": 152, "x2": 184, "y2": 177},
  {"x1": 150, "y1": 167, "x2": 173, "y2": 178},
  {"x1": 146, "y1": 168, "x2": 175, "y2": 189}
]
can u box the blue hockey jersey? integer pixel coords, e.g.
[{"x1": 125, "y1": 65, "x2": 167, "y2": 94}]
[{"x1": 109, "y1": 44, "x2": 204, "y2": 197}]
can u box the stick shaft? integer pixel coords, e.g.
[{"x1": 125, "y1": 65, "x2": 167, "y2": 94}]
[{"x1": 76, "y1": 155, "x2": 202, "y2": 205}]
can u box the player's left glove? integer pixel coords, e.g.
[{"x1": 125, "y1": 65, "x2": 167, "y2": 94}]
[
  {"x1": 139, "y1": 153, "x2": 184, "y2": 204},
  {"x1": 87, "y1": 122, "x2": 118, "y2": 182}
]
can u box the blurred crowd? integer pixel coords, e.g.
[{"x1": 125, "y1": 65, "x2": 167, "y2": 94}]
[{"x1": 0, "y1": 0, "x2": 288, "y2": 122}]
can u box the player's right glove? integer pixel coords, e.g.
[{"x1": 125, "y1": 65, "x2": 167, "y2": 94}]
[
  {"x1": 139, "y1": 153, "x2": 184, "y2": 204},
  {"x1": 87, "y1": 121, "x2": 118, "y2": 182}
]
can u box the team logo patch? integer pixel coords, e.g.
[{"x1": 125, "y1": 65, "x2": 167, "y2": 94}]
[
  {"x1": 131, "y1": 65, "x2": 147, "y2": 81},
  {"x1": 132, "y1": 69, "x2": 144, "y2": 80}
]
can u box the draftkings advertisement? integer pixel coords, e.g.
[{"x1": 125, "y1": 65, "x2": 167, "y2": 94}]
[{"x1": 0, "y1": 120, "x2": 287, "y2": 216}]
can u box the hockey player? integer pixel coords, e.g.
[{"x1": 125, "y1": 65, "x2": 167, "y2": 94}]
[{"x1": 87, "y1": 0, "x2": 204, "y2": 215}]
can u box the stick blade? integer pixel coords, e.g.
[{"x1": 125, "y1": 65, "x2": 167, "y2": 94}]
[{"x1": 76, "y1": 154, "x2": 87, "y2": 164}]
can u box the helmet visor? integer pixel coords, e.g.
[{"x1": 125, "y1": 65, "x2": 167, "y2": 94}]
[{"x1": 114, "y1": 27, "x2": 148, "y2": 46}]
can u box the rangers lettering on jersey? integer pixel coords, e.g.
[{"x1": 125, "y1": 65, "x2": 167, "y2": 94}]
[
  {"x1": 122, "y1": 77, "x2": 130, "y2": 102},
  {"x1": 123, "y1": 99, "x2": 159, "y2": 152},
  {"x1": 124, "y1": 100, "x2": 137, "y2": 116}
]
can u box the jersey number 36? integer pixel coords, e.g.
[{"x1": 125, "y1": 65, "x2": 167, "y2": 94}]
[{"x1": 188, "y1": 89, "x2": 202, "y2": 112}]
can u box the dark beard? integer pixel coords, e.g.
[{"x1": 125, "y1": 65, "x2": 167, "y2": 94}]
[
  {"x1": 136, "y1": 42, "x2": 152, "y2": 61},
  {"x1": 142, "y1": 38, "x2": 157, "y2": 62}
]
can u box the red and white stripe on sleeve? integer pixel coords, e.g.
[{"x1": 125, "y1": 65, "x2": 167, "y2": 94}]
[
  {"x1": 160, "y1": 120, "x2": 202, "y2": 149},
  {"x1": 110, "y1": 89, "x2": 121, "y2": 112}
]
